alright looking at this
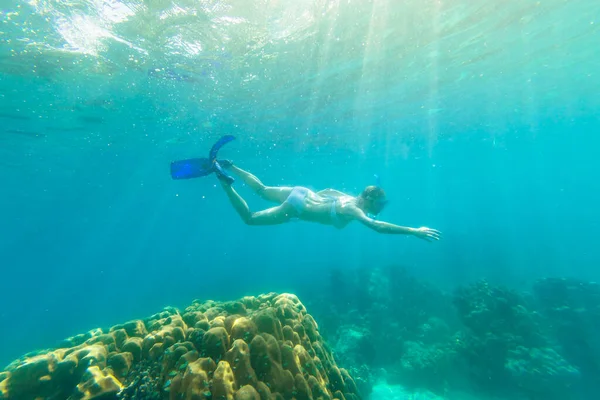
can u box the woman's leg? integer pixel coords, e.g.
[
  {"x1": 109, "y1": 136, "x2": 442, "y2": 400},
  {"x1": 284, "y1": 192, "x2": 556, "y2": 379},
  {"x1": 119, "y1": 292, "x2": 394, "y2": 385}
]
[
  {"x1": 227, "y1": 164, "x2": 293, "y2": 203},
  {"x1": 220, "y1": 180, "x2": 294, "y2": 225}
]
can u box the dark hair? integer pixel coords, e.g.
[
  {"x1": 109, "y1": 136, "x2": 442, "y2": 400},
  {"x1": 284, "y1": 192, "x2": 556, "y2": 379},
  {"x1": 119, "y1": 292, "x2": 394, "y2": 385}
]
[{"x1": 360, "y1": 185, "x2": 386, "y2": 201}]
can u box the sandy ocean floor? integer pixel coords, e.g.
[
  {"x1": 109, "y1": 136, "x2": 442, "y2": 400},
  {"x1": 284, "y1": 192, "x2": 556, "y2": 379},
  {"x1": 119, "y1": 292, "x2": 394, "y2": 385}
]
[{"x1": 370, "y1": 380, "x2": 493, "y2": 400}]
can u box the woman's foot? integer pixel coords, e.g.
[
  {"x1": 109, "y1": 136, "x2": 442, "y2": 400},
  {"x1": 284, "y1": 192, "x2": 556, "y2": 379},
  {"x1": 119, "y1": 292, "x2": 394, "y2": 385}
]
[
  {"x1": 214, "y1": 161, "x2": 235, "y2": 185},
  {"x1": 216, "y1": 172, "x2": 234, "y2": 185}
]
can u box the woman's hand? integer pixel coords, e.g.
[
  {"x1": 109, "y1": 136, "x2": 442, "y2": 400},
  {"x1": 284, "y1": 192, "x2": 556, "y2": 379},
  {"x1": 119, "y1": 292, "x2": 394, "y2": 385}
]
[{"x1": 413, "y1": 227, "x2": 442, "y2": 242}]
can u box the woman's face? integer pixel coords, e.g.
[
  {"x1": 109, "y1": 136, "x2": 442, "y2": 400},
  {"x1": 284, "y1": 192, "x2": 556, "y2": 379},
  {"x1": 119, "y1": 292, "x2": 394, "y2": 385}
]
[{"x1": 364, "y1": 197, "x2": 388, "y2": 216}]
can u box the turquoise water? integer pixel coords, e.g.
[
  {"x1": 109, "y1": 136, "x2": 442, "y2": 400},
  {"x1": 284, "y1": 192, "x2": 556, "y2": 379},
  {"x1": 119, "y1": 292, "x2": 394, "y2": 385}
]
[{"x1": 1, "y1": 1, "x2": 599, "y2": 399}]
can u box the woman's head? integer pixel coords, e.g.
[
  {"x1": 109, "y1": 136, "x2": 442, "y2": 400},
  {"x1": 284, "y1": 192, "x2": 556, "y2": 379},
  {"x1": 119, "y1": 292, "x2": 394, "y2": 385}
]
[{"x1": 358, "y1": 185, "x2": 388, "y2": 216}]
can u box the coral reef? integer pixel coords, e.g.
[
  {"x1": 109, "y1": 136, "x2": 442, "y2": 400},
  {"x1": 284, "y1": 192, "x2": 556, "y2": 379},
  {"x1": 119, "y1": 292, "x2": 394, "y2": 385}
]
[
  {"x1": 309, "y1": 267, "x2": 591, "y2": 400},
  {"x1": 505, "y1": 346, "x2": 580, "y2": 396},
  {"x1": 453, "y1": 279, "x2": 580, "y2": 398},
  {"x1": 0, "y1": 293, "x2": 362, "y2": 400},
  {"x1": 311, "y1": 266, "x2": 461, "y2": 396},
  {"x1": 4, "y1": 268, "x2": 599, "y2": 400},
  {"x1": 533, "y1": 277, "x2": 600, "y2": 393}
]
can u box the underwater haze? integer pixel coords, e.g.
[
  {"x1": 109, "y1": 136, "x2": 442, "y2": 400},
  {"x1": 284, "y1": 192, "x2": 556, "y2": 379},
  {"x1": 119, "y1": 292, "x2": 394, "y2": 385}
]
[{"x1": 1, "y1": 0, "x2": 599, "y2": 399}]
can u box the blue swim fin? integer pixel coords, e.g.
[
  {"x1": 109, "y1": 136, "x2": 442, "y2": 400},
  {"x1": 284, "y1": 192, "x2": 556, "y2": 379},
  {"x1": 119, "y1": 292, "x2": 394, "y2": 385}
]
[
  {"x1": 170, "y1": 157, "x2": 213, "y2": 179},
  {"x1": 170, "y1": 135, "x2": 235, "y2": 182},
  {"x1": 209, "y1": 135, "x2": 235, "y2": 162}
]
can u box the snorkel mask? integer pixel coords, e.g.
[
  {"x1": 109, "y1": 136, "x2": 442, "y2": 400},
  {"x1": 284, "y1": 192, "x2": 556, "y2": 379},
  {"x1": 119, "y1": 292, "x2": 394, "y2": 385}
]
[{"x1": 366, "y1": 197, "x2": 388, "y2": 219}]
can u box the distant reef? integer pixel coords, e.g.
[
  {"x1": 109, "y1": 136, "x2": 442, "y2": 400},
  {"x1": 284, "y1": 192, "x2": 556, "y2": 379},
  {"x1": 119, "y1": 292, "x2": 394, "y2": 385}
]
[
  {"x1": 0, "y1": 293, "x2": 362, "y2": 400},
  {"x1": 310, "y1": 267, "x2": 600, "y2": 400}
]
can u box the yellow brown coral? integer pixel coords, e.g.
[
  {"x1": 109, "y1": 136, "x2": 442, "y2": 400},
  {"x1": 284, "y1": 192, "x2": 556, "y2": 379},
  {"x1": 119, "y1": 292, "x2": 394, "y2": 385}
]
[
  {"x1": 76, "y1": 365, "x2": 123, "y2": 399},
  {"x1": 0, "y1": 293, "x2": 362, "y2": 400}
]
